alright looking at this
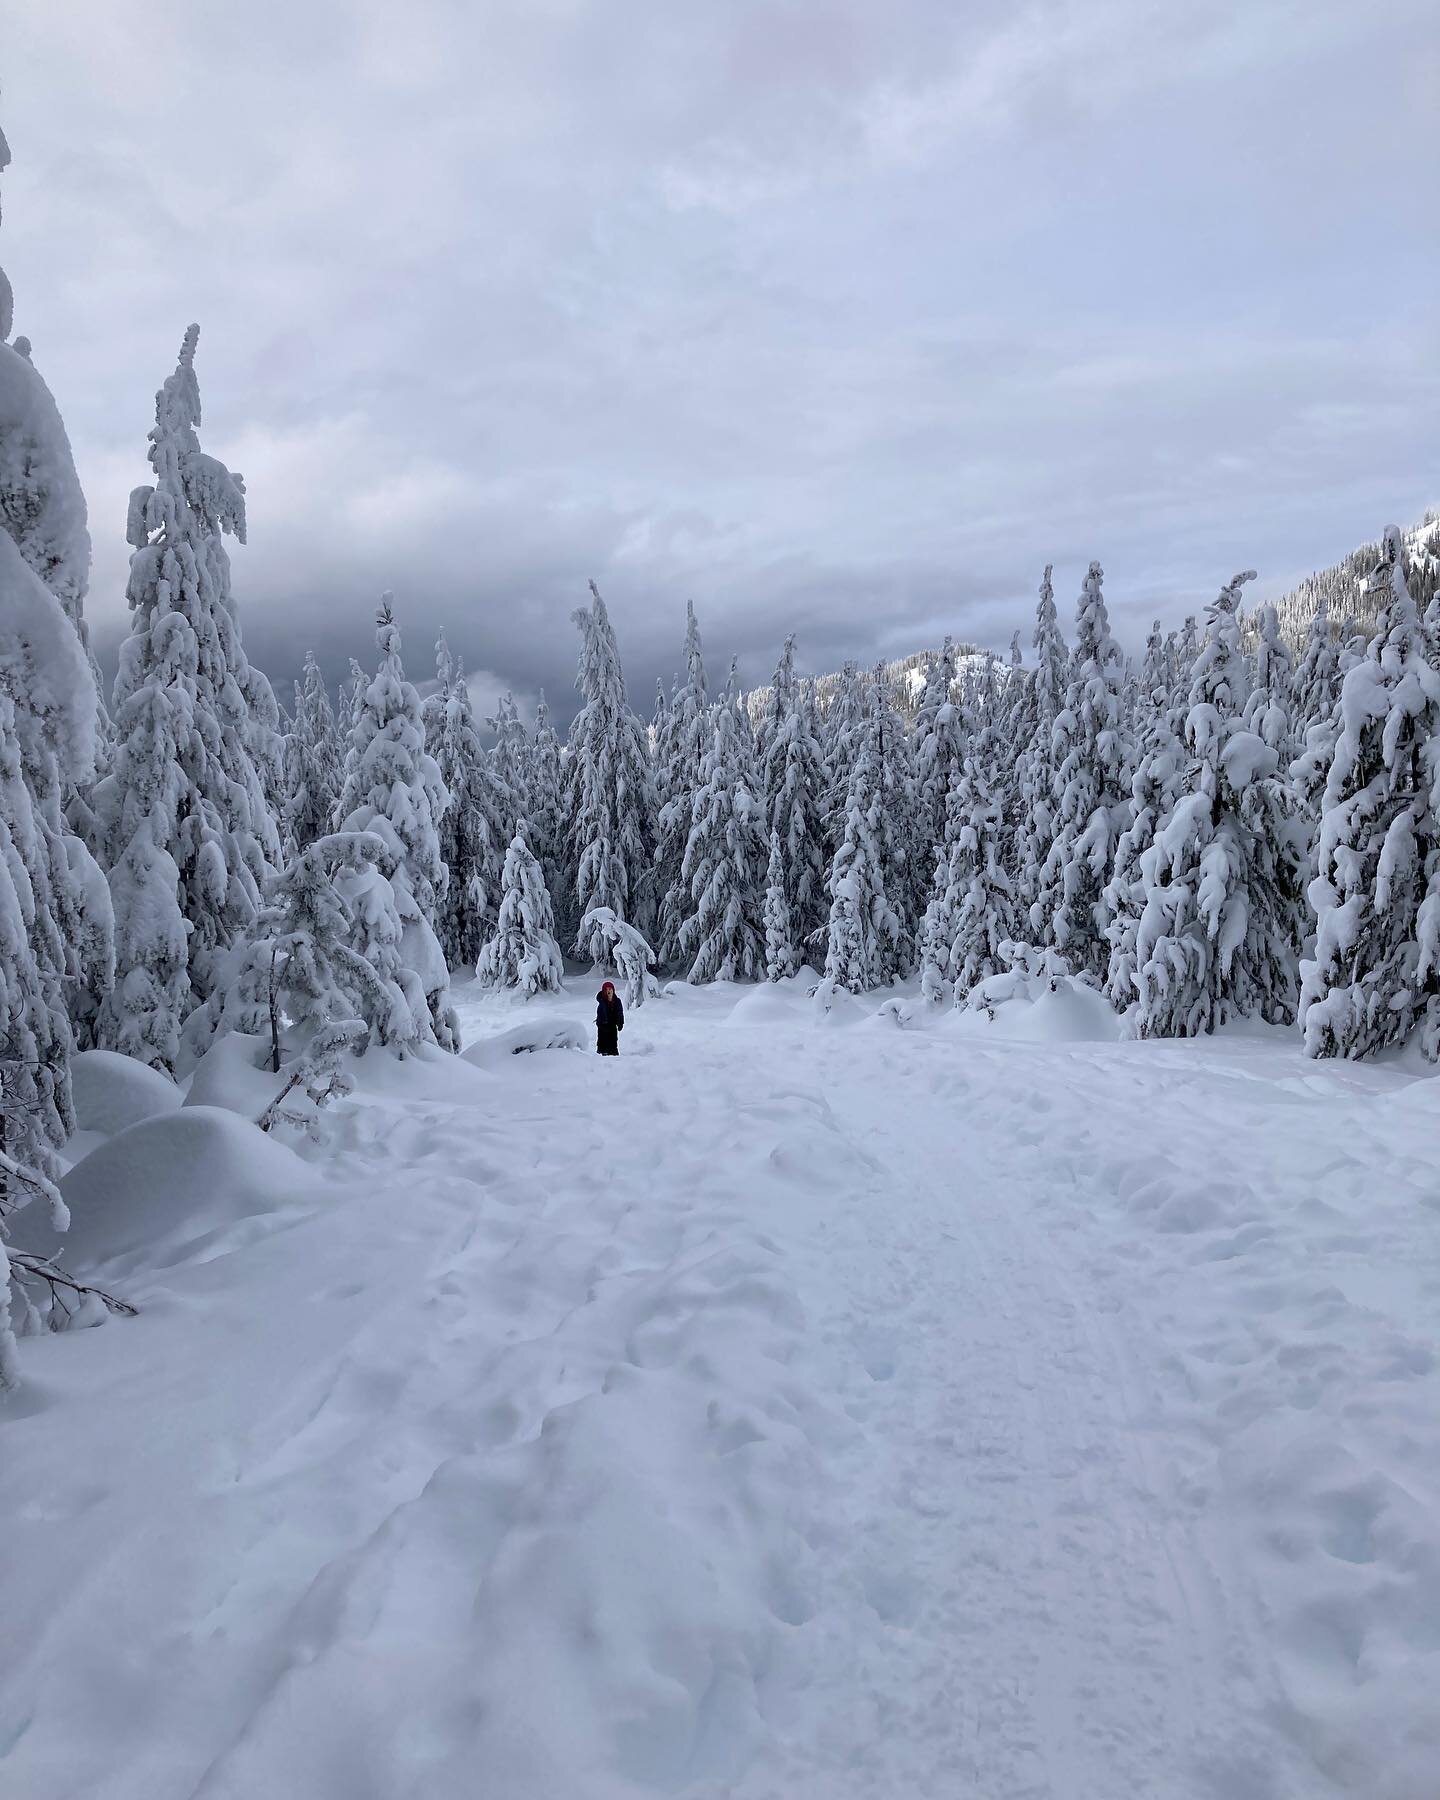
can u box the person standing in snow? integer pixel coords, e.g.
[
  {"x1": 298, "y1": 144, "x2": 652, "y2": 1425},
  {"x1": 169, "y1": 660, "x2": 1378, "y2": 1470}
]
[{"x1": 595, "y1": 980, "x2": 624, "y2": 1056}]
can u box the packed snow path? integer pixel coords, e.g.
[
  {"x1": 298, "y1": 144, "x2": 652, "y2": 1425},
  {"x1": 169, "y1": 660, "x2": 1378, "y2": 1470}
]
[{"x1": 5, "y1": 981, "x2": 1439, "y2": 1798}]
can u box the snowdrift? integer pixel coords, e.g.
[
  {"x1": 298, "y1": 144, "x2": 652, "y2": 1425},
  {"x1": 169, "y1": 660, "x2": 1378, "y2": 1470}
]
[
  {"x1": 461, "y1": 1018, "x2": 588, "y2": 1067},
  {"x1": 40, "y1": 1106, "x2": 319, "y2": 1274},
  {"x1": 70, "y1": 1049, "x2": 183, "y2": 1136}
]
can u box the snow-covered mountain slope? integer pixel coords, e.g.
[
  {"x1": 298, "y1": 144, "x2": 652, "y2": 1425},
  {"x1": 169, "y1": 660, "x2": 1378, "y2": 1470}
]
[
  {"x1": 1249, "y1": 510, "x2": 1440, "y2": 646},
  {"x1": 3, "y1": 980, "x2": 1438, "y2": 1798}
]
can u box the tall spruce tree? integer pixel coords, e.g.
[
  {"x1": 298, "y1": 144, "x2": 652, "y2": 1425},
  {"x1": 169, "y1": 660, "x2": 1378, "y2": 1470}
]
[
  {"x1": 1104, "y1": 621, "x2": 1190, "y2": 1012},
  {"x1": 336, "y1": 601, "x2": 456, "y2": 1049},
  {"x1": 424, "y1": 635, "x2": 505, "y2": 971},
  {"x1": 763, "y1": 828, "x2": 798, "y2": 981},
  {"x1": 1132, "y1": 572, "x2": 1305, "y2": 1037},
  {"x1": 1039, "y1": 561, "x2": 1130, "y2": 978},
  {"x1": 822, "y1": 673, "x2": 906, "y2": 992},
  {"x1": 567, "y1": 583, "x2": 656, "y2": 964},
  {"x1": 756, "y1": 635, "x2": 828, "y2": 967},
  {"x1": 1245, "y1": 602, "x2": 1294, "y2": 756},
  {"x1": 1017, "y1": 565, "x2": 1069, "y2": 934},
  {"x1": 655, "y1": 602, "x2": 709, "y2": 967},
  {"x1": 96, "y1": 326, "x2": 281, "y2": 1070},
  {"x1": 678, "y1": 694, "x2": 766, "y2": 982},
  {"x1": 0, "y1": 119, "x2": 111, "y2": 1108},
  {"x1": 1301, "y1": 530, "x2": 1440, "y2": 1059},
  {"x1": 946, "y1": 667, "x2": 1017, "y2": 999},
  {"x1": 911, "y1": 638, "x2": 965, "y2": 865},
  {"x1": 284, "y1": 650, "x2": 342, "y2": 855},
  {"x1": 528, "y1": 689, "x2": 568, "y2": 943},
  {"x1": 488, "y1": 691, "x2": 531, "y2": 838}
]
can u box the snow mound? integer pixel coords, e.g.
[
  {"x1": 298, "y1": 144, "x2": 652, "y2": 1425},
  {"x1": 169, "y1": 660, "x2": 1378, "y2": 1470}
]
[
  {"x1": 53, "y1": 1106, "x2": 318, "y2": 1274},
  {"x1": 70, "y1": 1050, "x2": 182, "y2": 1136},
  {"x1": 461, "y1": 1020, "x2": 588, "y2": 1067},
  {"x1": 956, "y1": 975, "x2": 1121, "y2": 1043},
  {"x1": 811, "y1": 979, "x2": 864, "y2": 1027},
  {"x1": 722, "y1": 983, "x2": 803, "y2": 1027},
  {"x1": 184, "y1": 1031, "x2": 287, "y2": 1118}
]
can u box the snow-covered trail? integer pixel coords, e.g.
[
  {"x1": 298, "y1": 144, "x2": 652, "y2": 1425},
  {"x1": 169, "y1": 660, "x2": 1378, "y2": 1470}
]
[{"x1": 4, "y1": 981, "x2": 1439, "y2": 1798}]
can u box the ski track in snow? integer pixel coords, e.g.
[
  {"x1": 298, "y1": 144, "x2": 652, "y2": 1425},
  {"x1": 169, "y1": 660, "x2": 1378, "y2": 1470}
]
[{"x1": 3, "y1": 981, "x2": 1439, "y2": 1799}]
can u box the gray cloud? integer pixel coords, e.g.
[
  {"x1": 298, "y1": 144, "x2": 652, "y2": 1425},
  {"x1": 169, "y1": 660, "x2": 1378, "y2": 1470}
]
[{"x1": 5, "y1": 0, "x2": 1435, "y2": 726}]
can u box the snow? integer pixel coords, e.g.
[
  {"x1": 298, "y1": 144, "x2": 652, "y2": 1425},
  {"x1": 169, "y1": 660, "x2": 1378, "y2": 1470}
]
[
  {"x1": 3, "y1": 979, "x2": 1439, "y2": 1798},
  {"x1": 69, "y1": 1047, "x2": 183, "y2": 1136}
]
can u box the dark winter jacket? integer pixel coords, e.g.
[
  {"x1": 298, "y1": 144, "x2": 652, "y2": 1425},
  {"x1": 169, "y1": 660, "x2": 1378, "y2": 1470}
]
[{"x1": 596, "y1": 987, "x2": 624, "y2": 1054}]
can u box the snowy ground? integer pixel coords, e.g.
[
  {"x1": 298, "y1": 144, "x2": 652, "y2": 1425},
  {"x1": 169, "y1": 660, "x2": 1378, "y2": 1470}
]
[{"x1": 4, "y1": 976, "x2": 1439, "y2": 1799}]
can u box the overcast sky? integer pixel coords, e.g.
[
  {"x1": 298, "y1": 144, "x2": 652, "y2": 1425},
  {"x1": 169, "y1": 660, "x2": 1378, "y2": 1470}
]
[{"x1": 5, "y1": 0, "x2": 1435, "y2": 723}]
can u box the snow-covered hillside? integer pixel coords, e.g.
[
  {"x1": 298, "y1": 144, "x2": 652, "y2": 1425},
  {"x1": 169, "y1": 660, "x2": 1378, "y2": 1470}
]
[{"x1": 4, "y1": 979, "x2": 1437, "y2": 1799}]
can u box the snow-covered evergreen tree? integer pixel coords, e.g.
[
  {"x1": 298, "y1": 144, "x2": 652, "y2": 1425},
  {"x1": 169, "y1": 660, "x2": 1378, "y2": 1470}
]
[
  {"x1": 335, "y1": 601, "x2": 456, "y2": 1049},
  {"x1": 946, "y1": 670, "x2": 1017, "y2": 999},
  {"x1": 1017, "y1": 565, "x2": 1068, "y2": 931},
  {"x1": 1244, "y1": 602, "x2": 1294, "y2": 756},
  {"x1": 476, "y1": 828, "x2": 564, "y2": 997},
  {"x1": 568, "y1": 583, "x2": 656, "y2": 963},
  {"x1": 1301, "y1": 530, "x2": 1440, "y2": 1059},
  {"x1": 911, "y1": 638, "x2": 966, "y2": 866},
  {"x1": 488, "y1": 691, "x2": 531, "y2": 838},
  {"x1": 1104, "y1": 621, "x2": 1189, "y2": 1012},
  {"x1": 0, "y1": 542, "x2": 97, "y2": 1186},
  {"x1": 188, "y1": 829, "x2": 438, "y2": 1068},
  {"x1": 0, "y1": 123, "x2": 111, "y2": 1362},
  {"x1": 678, "y1": 696, "x2": 766, "y2": 982},
  {"x1": 96, "y1": 326, "x2": 280, "y2": 1069},
  {"x1": 655, "y1": 602, "x2": 709, "y2": 966},
  {"x1": 756, "y1": 635, "x2": 828, "y2": 967},
  {"x1": 284, "y1": 650, "x2": 341, "y2": 855},
  {"x1": 763, "y1": 828, "x2": 798, "y2": 981},
  {"x1": 1039, "y1": 562, "x2": 1130, "y2": 978},
  {"x1": 423, "y1": 636, "x2": 503, "y2": 972},
  {"x1": 1132, "y1": 572, "x2": 1306, "y2": 1037},
  {"x1": 868, "y1": 663, "x2": 918, "y2": 974},
  {"x1": 821, "y1": 659, "x2": 867, "y2": 843},
  {"x1": 1289, "y1": 596, "x2": 1345, "y2": 834},
  {"x1": 0, "y1": 120, "x2": 111, "y2": 1084},
  {"x1": 528, "y1": 689, "x2": 568, "y2": 939},
  {"x1": 822, "y1": 698, "x2": 903, "y2": 994}
]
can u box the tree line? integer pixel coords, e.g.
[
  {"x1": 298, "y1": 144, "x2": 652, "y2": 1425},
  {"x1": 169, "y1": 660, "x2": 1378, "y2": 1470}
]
[{"x1": 4, "y1": 115, "x2": 1440, "y2": 1381}]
